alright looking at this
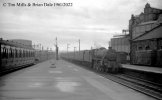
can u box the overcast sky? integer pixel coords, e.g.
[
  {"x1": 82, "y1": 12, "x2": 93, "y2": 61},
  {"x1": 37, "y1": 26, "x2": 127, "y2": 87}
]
[{"x1": 0, "y1": 0, "x2": 162, "y2": 52}]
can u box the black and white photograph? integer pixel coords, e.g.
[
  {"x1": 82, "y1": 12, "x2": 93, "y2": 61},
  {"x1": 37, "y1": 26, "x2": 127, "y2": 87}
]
[{"x1": 0, "y1": 0, "x2": 162, "y2": 100}]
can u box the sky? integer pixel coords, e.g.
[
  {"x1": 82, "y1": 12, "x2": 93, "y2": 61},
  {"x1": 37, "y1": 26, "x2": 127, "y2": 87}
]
[{"x1": 0, "y1": 0, "x2": 162, "y2": 52}]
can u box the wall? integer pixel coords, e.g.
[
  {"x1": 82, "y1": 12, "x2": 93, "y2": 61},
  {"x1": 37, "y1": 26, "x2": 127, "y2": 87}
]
[
  {"x1": 129, "y1": 3, "x2": 162, "y2": 39},
  {"x1": 111, "y1": 36, "x2": 130, "y2": 53}
]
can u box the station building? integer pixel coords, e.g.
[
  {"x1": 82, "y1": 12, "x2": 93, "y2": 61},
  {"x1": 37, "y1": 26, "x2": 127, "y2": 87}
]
[
  {"x1": 110, "y1": 32, "x2": 130, "y2": 63},
  {"x1": 110, "y1": 34, "x2": 130, "y2": 54},
  {"x1": 129, "y1": 3, "x2": 162, "y2": 66}
]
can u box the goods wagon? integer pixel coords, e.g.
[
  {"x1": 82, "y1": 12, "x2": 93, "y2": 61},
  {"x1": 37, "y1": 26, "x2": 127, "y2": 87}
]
[{"x1": 61, "y1": 47, "x2": 122, "y2": 73}]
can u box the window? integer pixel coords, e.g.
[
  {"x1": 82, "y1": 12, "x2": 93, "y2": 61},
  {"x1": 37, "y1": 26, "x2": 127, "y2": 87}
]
[
  {"x1": 6, "y1": 48, "x2": 9, "y2": 58},
  {"x1": 10, "y1": 48, "x2": 12, "y2": 58},
  {"x1": 1, "y1": 45, "x2": 3, "y2": 58},
  {"x1": 32, "y1": 51, "x2": 34, "y2": 57},
  {"x1": 23, "y1": 50, "x2": 25, "y2": 57},
  {"x1": 25, "y1": 50, "x2": 27, "y2": 57},
  {"x1": 160, "y1": 46, "x2": 162, "y2": 50},
  {"x1": 145, "y1": 45, "x2": 150, "y2": 50},
  {"x1": 28, "y1": 51, "x2": 29, "y2": 57},
  {"x1": 12, "y1": 49, "x2": 14, "y2": 58},
  {"x1": 26, "y1": 50, "x2": 28, "y2": 57},
  {"x1": 138, "y1": 46, "x2": 143, "y2": 50},
  {"x1": 15, "y1": 49, "x2": 18, "y2": 58},
  {"x1": 2, "y1": 47, "x2": 6, "y2": 58},
  {"x1": 19, "y1": 50, "x2": 22, "y2": 58},
  {"x1": 30, "y1": 51, "x2": 33, "y2": 57}
]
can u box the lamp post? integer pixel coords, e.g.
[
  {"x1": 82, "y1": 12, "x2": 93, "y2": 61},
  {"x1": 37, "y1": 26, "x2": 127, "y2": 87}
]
[{"x1": 55, "y1": 37, "x2": 59, "y2": 60}]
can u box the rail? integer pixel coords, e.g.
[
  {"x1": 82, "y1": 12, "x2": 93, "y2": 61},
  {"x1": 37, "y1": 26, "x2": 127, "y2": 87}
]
[{"x1": 63, "y1": 58, "x2": 162, "y2": 100}]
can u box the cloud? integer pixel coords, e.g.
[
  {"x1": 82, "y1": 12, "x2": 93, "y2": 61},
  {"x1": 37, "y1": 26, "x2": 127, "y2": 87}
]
[{"x1": 0, "y1": 0, "x2": 162, "y2": 51}]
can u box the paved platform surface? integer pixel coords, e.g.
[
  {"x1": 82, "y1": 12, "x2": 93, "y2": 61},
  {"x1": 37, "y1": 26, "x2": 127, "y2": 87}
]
[
  {"x1": 0, "y1": 59, "x2": 156, "y2": 100},
  {"x1": 122, "y1": 64, "x2": 162, "y2": 74}
]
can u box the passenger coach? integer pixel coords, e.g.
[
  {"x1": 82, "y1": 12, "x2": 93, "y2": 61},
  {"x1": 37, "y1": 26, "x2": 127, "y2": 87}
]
[{"x1": 0, "y1": 38, "x2": 35, "y2": 75}]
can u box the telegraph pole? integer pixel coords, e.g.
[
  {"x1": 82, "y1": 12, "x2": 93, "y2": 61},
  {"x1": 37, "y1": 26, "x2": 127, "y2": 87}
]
[
  {"x1": 55, "y1": 37, "x2": 59, "y2": 60},
  {"x1": 109, "y1": 41, "x2": 111, "y2": 48},
  {"x1": 42, "y1": 46, "x2": 44, "y2": 51},
  {"x1": 39, "y1": 43, "x2": 41, "y2": 51},
  {"x1": 74, "y1": 47, "x2": 76, "y2": 59},
  {"x1": 67, "y1": 43, "x2": 70, "y2": 58},
  {"x1": 79, "y1": 39, "x2": 80, "y2": 53}
]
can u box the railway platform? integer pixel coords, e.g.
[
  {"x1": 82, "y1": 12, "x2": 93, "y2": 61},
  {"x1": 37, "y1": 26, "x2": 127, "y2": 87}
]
[
  {"x1": 122, "y1": 64, "x2": 162, "y2": 74},
  {"x1": 0, "y1": 59, "x2": 155, "y2": 100},
  {"x1": 122, "y1": 64, "x2": 162, "y2": 84}
]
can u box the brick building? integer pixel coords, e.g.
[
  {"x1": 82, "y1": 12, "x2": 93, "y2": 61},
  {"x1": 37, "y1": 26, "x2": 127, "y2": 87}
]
[
  {"x1": 129, "y1": 3, "x2": 162, "y2": 65},
  {"x1": 110, "y1": 35, "x2": 130, "y2": 54},
  {"x1": 110, "y1": 31, "x2": 130, "y2": 63}
]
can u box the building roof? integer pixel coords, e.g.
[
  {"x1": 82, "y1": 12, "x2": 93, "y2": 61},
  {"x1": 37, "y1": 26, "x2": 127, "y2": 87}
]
[
  {"x1": 139, "y1": 21, "x2": 156, "y2": 26},
  {"x1": 133, "y1": 24, "x2": 162, "y2": 41}
]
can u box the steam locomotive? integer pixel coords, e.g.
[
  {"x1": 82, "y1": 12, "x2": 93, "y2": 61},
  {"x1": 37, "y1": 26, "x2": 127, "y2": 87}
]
[
  {"x1": 61, "y1": 47, "x2": 123, "y2": 73},
  {"x1": 91, "y1": 47, "x2": 122, "y2": 73}
]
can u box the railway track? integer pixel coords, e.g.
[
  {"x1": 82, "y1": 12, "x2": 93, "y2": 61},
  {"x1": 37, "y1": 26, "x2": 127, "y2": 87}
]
[
  {"x1": 66, "y1": 60, "x2": 162, "y2": 100},
  {"x1": 100, "y1": 73, "x2": 162, "y2": 100}
]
